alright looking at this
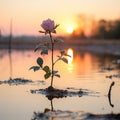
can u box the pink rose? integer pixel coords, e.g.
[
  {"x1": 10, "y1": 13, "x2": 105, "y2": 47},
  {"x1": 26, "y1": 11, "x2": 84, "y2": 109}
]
[{"x1": 41, "y1": 18, "x2": 55, "y2": 31}]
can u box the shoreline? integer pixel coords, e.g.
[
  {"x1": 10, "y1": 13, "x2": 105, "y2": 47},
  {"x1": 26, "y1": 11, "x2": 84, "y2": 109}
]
[{"x1": 0, "y1": 39, "x2": 120, "y2": 56}]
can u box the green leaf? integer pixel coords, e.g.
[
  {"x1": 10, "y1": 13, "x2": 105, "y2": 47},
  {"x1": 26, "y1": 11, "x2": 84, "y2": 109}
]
[
  {"x1": 61, "y1": 57, "x2": 68, "y2": 64},
  {"x1": 57, "y1": 55, "x2": 61, "y2": 58},
  {"x1": 37, "y1": 57, "x2": 43, "y2": 68},
  {"x1": 45, "y1": 31, "x2": 49, "y2": 35},
  {"x1": 54, "y1": 24, "x2": 60, "y2": 29},
  {"x1": 60, "y1": 50, "x2": 66, "y2": 56},
  {"x1": 41, "y1": 49, "x2": 48, "y2": 55},
  {"x1": 60, "y1": 50, "x2": 71, "y2": 57},
  {"x1": 43, "y1": 66, "x2": 50, "y2": 73},
  {"x1": 66, "y1": 54, "x2": 71, "y2": 57},
  {"x1": 38, "y1": 30, "x2": 46, "y2": 34},
  {"x1": 51, "y1": 29, "x2": 56, "y2": 33},
  {"x1": 29, "y1": 66, "x2": 40, "y2": 72},
  {"x1": 44, "y1": 72, "x2": 51, "y2": 79},
  {"x1": 53, "y1": 70, "x2": 58, "y2": 74},
  {"x1": 54, "y1": 74, "x2": 60, "y2": 78},
  {"x1": 44, "y1": 42, "x2": 50, "y2": 48},
  {"x1": 34, "y1": 44, "x2": 41, "y2": 52},
  {"x1": 54, "y1": 38, "x2": 64, "y2": 43}
]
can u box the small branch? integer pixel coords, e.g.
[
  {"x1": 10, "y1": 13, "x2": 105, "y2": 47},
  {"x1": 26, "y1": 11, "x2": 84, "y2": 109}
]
[
  {"x1": 108, "y1": 81, "x2": 115, "y2": 107},
  {"x1": 53, "y1": 58, "x2": 60, "y2": 66}
]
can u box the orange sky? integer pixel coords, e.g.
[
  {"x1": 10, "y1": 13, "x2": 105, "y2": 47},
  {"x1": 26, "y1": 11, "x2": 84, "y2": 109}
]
[{"x1": 0, "y1": 0, "x2": 120, "y2": 36}]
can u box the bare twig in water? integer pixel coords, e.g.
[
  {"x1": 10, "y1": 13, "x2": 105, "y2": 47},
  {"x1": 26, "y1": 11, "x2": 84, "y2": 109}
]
[{"x1": 108, "y1": 81, "x2": 115, "y2": 107}]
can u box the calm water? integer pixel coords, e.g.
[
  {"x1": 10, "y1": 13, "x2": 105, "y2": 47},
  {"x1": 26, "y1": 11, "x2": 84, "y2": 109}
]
[{"x1": 0, "y1": 48, "x2": 120, "y2": 120}]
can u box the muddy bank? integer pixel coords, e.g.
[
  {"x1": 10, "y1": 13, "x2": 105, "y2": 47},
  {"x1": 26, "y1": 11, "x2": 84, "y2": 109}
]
[
  {"x1": 0, "y1": 78, "x2": 33, "y2": 85},
  {"x1": 32, "y1": 110, "x2": 120, "y2": 120},
  {"x1": 73, "y1": 44, "x2": 120, "y2": 56},
  {"x1": 31, "y1": 86, "x2": 99, "y2": 100},
  {"x1": 0, "y1": 39, "x2": 120, "y2": 56},
  {"x1": 0, "y1": 78, "x2": 47, "y2": 86},
  {"x1": 58, "y1": 39, "x2": 120, "y2": 56}
]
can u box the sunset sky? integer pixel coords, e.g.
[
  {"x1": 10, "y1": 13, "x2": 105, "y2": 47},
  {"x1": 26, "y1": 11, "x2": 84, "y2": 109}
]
[{"x1": 0, "y1": 0, "x2": 120, "y2": 36}]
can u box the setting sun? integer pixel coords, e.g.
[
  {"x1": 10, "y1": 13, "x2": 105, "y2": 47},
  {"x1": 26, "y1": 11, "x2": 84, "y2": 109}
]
[{"x1": 67, "y1": 26, "x2": 74, "y2": 34}]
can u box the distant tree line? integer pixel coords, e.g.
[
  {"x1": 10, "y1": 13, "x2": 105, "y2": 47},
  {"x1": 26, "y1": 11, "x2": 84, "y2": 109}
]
[
  {"x1": 70, "y1": 15, "x2": 120, "y2": 40},
  {"x1": 93, "y1": 19, "x2": 120, "y2": 39}
]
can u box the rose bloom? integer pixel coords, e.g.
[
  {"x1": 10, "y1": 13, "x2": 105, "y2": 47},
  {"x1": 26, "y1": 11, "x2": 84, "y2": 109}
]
[{"x1": 41, "y1": 18, "x2": 55, "y2": 31}]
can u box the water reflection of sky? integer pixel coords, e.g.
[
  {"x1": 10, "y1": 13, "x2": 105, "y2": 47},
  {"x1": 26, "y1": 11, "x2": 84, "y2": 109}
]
[
  {"x1": 0, "y1": 49, "x2": 120, "y2": 120},
  {"x1": 0, "y1": 48, "x2": 120, "y2": 89}
]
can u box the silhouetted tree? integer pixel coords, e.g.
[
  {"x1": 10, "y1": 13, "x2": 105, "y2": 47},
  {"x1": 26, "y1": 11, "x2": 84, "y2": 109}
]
[
  {"x1": 92, "y1": 19, "x2": 120, "y2": 39},
  {"x1": 79, "y1": 30, "x2": 86, "y2": 39},
  {"x1": 96, "y1": 19, "x2": 107, "y2": 39},
  {"x1": 113, "y1": 20, "x2": 120, "y2": 39}
]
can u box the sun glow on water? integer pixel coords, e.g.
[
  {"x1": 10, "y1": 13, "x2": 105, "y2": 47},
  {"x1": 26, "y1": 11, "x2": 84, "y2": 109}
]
[{"x1": 67, "y1": 48, "x2": 73, "y2": 64}]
